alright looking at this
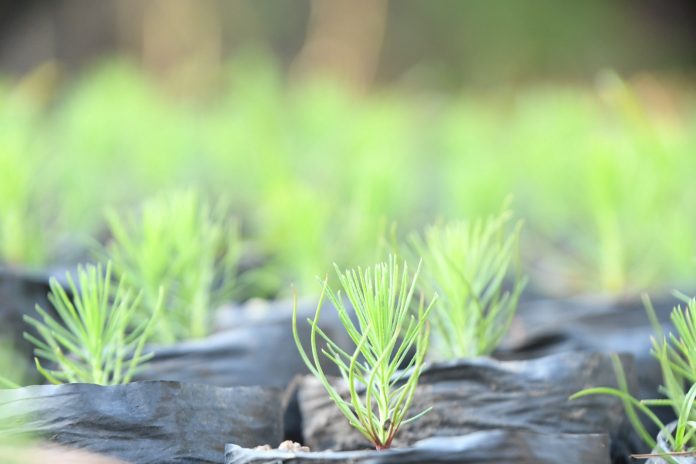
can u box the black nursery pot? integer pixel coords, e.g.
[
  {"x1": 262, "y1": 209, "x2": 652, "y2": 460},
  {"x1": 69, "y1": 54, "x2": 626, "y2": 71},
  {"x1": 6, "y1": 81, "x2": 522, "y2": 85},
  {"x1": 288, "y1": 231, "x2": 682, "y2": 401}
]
[
  {"x1": 499, "y1": 293, "x2": 684, "y2": 437},
  {"x1": 296, "y1": 351, "x2": 639, "y2": 463},
  {"x1": 224, "y1": 431, "x2": 611, "y2": 464},
  {"x1": 130, "y1": 298, "x2": 357, "y2": 446},
  {"x1": 0, "y1": 380, "x2": 283, "y2": 464},
  {"x1": 501, "y1": 294, "x2": 681, "y2": 394},
  {"x1": 134, "y1": 298, "x2": 355, "y2": 388}
]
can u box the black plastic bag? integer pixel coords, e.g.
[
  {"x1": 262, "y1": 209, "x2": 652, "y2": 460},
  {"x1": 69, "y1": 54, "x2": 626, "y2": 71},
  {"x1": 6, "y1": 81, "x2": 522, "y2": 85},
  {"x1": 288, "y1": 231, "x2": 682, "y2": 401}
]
[
  {"x1": 297, "y1": 352, "x2": 638, "y2": 461},
  {"x1": 225, "y1": 431, "x2": 611, "y2": 464},
  {"x1": 500, "y1": 295, "x2": 681, "y2": 435},
  {"x1": 0, "y1": 380, "x2": 283, "y2": 464},
  {"x1": 135, "y1": 298, "x2": 355, "y2": 388}
]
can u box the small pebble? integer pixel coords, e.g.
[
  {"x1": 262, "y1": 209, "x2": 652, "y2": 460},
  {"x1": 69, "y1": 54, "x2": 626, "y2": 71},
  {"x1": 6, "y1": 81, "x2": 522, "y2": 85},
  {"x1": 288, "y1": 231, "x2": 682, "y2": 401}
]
[{"x1": 278, "y1": 440, "x2": 310, "y2": 452}]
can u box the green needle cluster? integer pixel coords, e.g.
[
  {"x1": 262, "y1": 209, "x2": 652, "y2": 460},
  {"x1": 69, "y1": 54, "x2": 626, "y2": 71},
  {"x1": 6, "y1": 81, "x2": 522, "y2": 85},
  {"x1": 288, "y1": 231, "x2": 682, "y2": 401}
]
[
  {"x1": 656, "y1": 297, "x2": 696, "y2": 398},
  {"x1": 293, "y1": 255, "x2": 436, "y2": 450},
  {"x1": 407, "y1": 209, "x2": 527, "y2": 359},
  {"x1": 105, "y1": 189, "x2": 240, "y2": 343},
  {"x1": 23, "y1": 262, "x2": 161, "y2": 385}
]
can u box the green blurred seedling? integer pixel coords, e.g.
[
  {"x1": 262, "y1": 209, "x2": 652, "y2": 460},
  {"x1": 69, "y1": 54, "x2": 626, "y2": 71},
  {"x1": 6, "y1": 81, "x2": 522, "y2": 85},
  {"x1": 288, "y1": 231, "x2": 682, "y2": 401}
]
[
  {"x1": 23, "y1": 262, "x2": 161, "y2": 385},
  {"x1": 406, "y1": 209, "x2": 527, "y2": 359},
  {"x1": 105, "y1": 189, "x2": 240, "y2": 342}
]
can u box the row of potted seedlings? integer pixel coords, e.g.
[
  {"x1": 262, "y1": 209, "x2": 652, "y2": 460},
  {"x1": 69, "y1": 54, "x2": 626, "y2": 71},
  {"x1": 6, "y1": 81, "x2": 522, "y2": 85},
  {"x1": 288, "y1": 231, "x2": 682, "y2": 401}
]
[{"x1": 0, "y1": 190, "x2": 693, "y2": 463}]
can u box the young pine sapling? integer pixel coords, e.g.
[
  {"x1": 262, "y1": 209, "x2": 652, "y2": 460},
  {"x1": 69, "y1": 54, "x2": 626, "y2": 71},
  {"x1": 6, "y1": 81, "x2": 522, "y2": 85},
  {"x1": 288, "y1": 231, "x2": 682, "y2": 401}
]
[
  {"x1": 23, "y1": 262, "x2": 161, "y2": 385},
  {"x1": 406, "y1": 209, "x2": 527, "y2": 359},
  {"x1": 105, "y1": 190, "x2": 240, "y2": 343},
  {"x1": 292, "y1": 255, "x2": 436, "y2": 450}
]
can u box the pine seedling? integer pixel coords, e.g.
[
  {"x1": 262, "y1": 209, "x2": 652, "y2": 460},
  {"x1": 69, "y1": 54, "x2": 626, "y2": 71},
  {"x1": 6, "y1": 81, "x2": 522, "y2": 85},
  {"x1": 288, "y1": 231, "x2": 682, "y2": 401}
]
[
  {"x1": 292, "y1": 255, "x2": 436, "y2": 450},
  {"x1": 572, "y1": 299, "x2": 696, "y2": 461},
  {"x1": 571, "y1": 356, "x2": 696, "y2": 463},
  {"x1": 105, "y1": 189, "x2": 240, "y2": 342},
  {"x1": 23, "y1": 262, "x2": 161, "y2": 385},
  {"x1": 653, "y1": 297, "x2": 696, "y2": 395},
  {"x1": 407, "y1": 209, "x2": 527, "y2": 359}
]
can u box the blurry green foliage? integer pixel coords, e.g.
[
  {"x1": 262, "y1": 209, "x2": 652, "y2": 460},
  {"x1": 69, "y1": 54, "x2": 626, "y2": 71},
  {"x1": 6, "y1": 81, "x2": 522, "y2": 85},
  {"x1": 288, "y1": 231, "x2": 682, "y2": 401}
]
[
  {"x1": 0, "y1": 91, "x2": 50, "y2": 266},
  {"x1": 105, "y1": 190, "x2": 240, "y2": 342},
  {"x1": 0, "y1": 341, "x2": 25, "y2": 388},
  {"x1": 406, "y1": 209, "x2": 526, "y2": 359},
  {"x1": 0, "y1": 56, "x2": 695, "y2": 297}
]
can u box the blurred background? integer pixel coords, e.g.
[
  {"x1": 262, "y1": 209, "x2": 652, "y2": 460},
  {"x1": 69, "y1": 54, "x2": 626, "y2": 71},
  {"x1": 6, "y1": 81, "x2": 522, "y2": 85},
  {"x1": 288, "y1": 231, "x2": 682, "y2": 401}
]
[{"x1": 1, "y1": 0, "x2": 696, "y2": 298}]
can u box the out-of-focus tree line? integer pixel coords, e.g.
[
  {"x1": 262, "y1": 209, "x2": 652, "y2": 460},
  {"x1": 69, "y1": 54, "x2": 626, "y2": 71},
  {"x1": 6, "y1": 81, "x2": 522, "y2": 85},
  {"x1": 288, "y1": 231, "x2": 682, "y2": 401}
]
[{"x1": 0, "y1": 0, "x2": 694, "y2": 93}]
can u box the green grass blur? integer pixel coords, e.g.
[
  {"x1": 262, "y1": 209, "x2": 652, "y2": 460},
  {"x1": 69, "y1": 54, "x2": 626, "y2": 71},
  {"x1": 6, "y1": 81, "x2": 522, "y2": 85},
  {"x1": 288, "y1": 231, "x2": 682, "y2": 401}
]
[{"x1": 1, "y1": 55, "x2": 695, "y2": 297}]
